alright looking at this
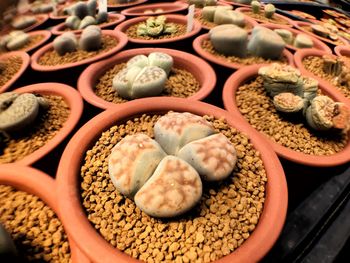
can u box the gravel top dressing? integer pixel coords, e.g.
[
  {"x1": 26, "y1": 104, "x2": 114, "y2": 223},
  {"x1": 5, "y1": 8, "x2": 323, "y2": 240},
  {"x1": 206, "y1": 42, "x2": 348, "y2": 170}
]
[
  {"x1": 236, "y1": 76, "x2": 348, "y2": 156},
  {"x1": 241, "y1": 10, "x2": 289, "y2": 25},
  {"x1": 0, "y1": 185, "x2": 71, "y2": 262},
  {"x1": 195, "y1": 13, "x2": 254, "y2": 31},
  {"x1": 0, "y1": 95, "x2": 70, "y2": 164},
  {"x1": 0, "y1": 56, "x2": 22, "y2": 88},
  {"x1": 94, "y1": 63, "x2": 200, "y2": 103},
  {"x1": 80, "y1": 113, "x2": 267, "y2": 263}
]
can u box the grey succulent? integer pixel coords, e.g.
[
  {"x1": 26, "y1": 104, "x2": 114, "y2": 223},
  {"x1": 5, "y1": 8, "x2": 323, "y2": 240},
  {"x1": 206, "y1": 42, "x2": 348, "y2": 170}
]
[
  {"x1": 274, "y1": 29, "x2": 293, "y2": 45},
  {"x1": 293, "y1": 34, "x2": 314, "y2": 48},
  {"x1": 213, "y1": 9, "x2": 246, "y2": 27},
  {"x1": 65, "y1": 15, "x2": 81, "y2": 30},
  {"x1": 96, "y1": 11, "x2": 108, "y2": 24},
  {"x1": 79, "y1": 25, "x2": 102, "y2": 51},
  {"x1": 11, "y1": 16, "x2": 37, "y2": 30},
  {"x1": 78, "y1": 16, "x2": 97, "y2": 29},
  {"x1": 251, "y1": 1, "x2": 260, "y2": 14},
  {"x1": 53, "y1": 32, "x2": 77, "y2": 56},
  {"x1": 264, "y1": 4, "x2": 275, "y2": 19},
  {"x1": 273, "y1": 92, "x2": 305, "y2": 113}
]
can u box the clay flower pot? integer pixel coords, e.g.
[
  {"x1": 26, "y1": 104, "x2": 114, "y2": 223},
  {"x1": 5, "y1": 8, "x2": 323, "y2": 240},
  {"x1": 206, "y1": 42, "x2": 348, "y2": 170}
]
[
  {"x1": 334, "y1": 45, "x2": 350, "y2": 62},
  {"x1": 195, "y1": 9, "x2": 258, "y2": 31},
  {"x1": 31, "y1": 30, "x2": 128, "y2": 71},
  {"x1": 0, "y1": 165, "x2": 90, "y2": 263},
  {"x1": 51, "y1": 14, "x2": 126, "y2": 35},
  {"x1": 22, "y1": 14, "x2": 49, "y2": 32},
  {"x1": 121, "y1": 1, "x2": 189, "y2": 16},
  {"x1": 178, "y1": 0, "x2": 231, "y2": 8},
  {"x1": 193, "y1": 33, "x2": 294, "y2": 70},
  {"x1": 223, "y1": 64, "x2": 350, "y2": 167},
  {"x1": 56, "y1": 97, "x2": 287, "y2": 263},
  {"x1": 115, "y1": 14, "x2": 201, "y2": 44},
  {"x1": 293, "y1": 21, "x2": 349, "y2": 47},
  {"x1": 108, "y1": 0, "x2": 148, "y2": 9},
  {"x1": 221, "y1": 0, "x2": 253, "y2": 8},
  {"x1": 78, "y1": 47, "x2": 216, "y2": 109},
  {"x1": 294, "y1": 48, "x2": 350, "y2": 100},
  {"x1": 1, "y1": 83, "x2": 83, "y2": 166},
  {"x1": 236, "y1": 7, "x2": 294, "y2": 27},
  {"x1": 262, "y1": 24, "x2": 332, "y2": 53},
  {"x1": 0, "y1": 51, "x2": 30, "y2": 93}
]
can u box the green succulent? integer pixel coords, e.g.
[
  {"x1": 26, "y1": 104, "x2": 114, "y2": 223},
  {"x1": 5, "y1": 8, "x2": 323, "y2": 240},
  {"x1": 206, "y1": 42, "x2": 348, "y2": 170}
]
[{"x1": 137, "y1": 16, "x2": 177, "y2": 37}]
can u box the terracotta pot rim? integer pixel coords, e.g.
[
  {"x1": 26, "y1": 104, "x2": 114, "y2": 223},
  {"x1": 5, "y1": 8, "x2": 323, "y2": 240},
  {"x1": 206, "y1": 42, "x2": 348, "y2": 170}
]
[
  {"x1": 222, "y1": 64, "x2": 350, "y2": 167},
  {"x1": 192, "y1": 33, "x2": 294, "y2": 69},
  {"x1": 6, "y1": 83, "x2": 83, "y2": 166},
  {"x1": 261, "y1": 24, "x2": 332, "y2": 54},
  {"x1": 236, "y1": 7, "x2": 294, "y2": 27},
  {"x1": 21, "y1": 14, "x2": 49, "y2": 32},
  {"x1": 78, "y1": 47, "x2": 217, "y2": 109},
  {"x1": 220, "y1": 0, "x2": 252, "y2": 7},
  {"x1": 121, "y1": 1, "x2": 189, "y2": 16},
  {"x1": 292, "y1": 21, "x2": 349, "y2": 47},
  {"x1": 22, "y1": 30, "x2": 52, "y2": 52},
  {"x1": 51, "y1": 14, "x2": 126, "y2": 35},
  {"x1": 0, "y1": 51, "x2": 30, "y2": 93},
  {"x1": 56, "y1": 97, "x2": 288, "y2": 263},
  {"x1": 334, "y1": 45, "x2": 350, "y2": 57},
  {"x1": 30, "y1": 30, "x2": 128, "y2": 71},
  {"x1": 108, "y1": 0, "x2": 148, "y2": 9},
  {"x1": 0, "y1": 165, "x2": 90, "y2": 263},
  {"x1": 115, "y1": 14, "x2": 202, "y2": 44}
]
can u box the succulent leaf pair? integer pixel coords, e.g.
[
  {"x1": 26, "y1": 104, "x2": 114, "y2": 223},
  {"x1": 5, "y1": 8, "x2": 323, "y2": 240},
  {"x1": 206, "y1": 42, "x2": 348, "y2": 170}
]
[
  {"x1": 0, "y1": 31, "x2": 29, "y2": 52},
  {"x1": 108, "y1": 112, "x2": 237, "y2": 218},
  {"x1": 137, "y1": 16, "x2": 177, "y2": 37},
  {"x1": 11, "y1": 16, "x2": 37, "y2": 30},
  {"x1": 274, "y1": 29, "x2": 314, "y2": 48},
  {"x1": 188, "y1": 0, "x2": 218, "y2": 8}
]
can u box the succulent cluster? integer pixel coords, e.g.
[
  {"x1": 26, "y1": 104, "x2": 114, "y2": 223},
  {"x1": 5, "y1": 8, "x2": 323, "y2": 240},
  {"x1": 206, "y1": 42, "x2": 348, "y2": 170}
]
[
  {"x1": 53, "y1": 25, "x2": 102, "y2": 56},
  {"x1": 274, "y1": 29, "x2": 314, "y2": 48},
  {"x1": 108, "y1": 112, "x2": 237, "y2": 218},
  {"x1": 258, "y1": 63, "x2": 350, "y2": 132},
  {"x1": 210, "y1": 25, "x2": 286, "y2": 59},
  {"x1": 251, "y1": 1, "x2": 275, "y2": 19},
  {"x1": 64, "y1": 0, "x2": 108, "y2": 30},
  {"x1": 322, "y1": 54, "x2": 350, "y2": 89},
  {"x1": 188, "y1": 0, "x2": 218, "y2": 8},
  {"x1": 0, "y1": 31, "x2": 30, "y2": 52},
  {"x1": 30, "y1": 1, "x2": 54, "y2": 14},
  {"x1": 311, "y1": 24, "x2": 339, "y2": 41},
  {"x1": 112, "y1": 52, "x2": 174, "y2": 99},
  {"x1": 202, "y1": 6, "x2": 246, "y2": 28},
  {"x1": 11, "y1": 16, "x2": 37, "y2": 30},
  {"x1": 0, "y1": 92, "x2": 49, "y2": 134},
  {"x1": 137, "y1": 16, "x2": 177, "y2": 37}
]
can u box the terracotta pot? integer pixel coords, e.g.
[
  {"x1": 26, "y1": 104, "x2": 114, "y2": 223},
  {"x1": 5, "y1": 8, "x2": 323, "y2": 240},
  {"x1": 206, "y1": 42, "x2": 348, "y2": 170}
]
[
  {"x1": 108, "y1": 0, "x2": 148, "y2": 9},
  {"x1": 178, "y1": 0, "x2": 231, "y2": 8},
  {"x1": 294, "y1": 48, "x2": 350, "y2": 101},
  {"x1": 49, "y1": 3, "x2": 72, "y2": 20},
  {"x1": 22, "y1": 14, "x2": 49, "y2": 32},
  {"x1": 192, "y1": 33, "x2": 294, "y2": 70},
  {"x1": 195, "y1": 9, "x2": 258, "y2": 31},
  {"x1": 31, "y1": 30, "x2": 128, "y2": 71},
  {"x1": 121, "y1": 1, "x2": 189, "y2": 16},
  {"x1": 262, "y1": 24, "x2": 332, "y2": 53},
  {"x1": 0, "y1": 51, "x2": 30, "y2": 93},
  {"x1": 334, "y1": 45, "x2": 350, "y2": 60},
  {"x1": 220, "y1": 0, "x2": 252, "y2": 8},
  {"x1": 24, "y1": 30, "x2": 52, "y2": 53},
  {"x1": 289, "y1": 10, "x2": 316, "y2": 20},
  {"x1": 78, "y1": 47, "x2": 216, "y2": 109},
  {"x1": 0, "y1": 165, "x2": 91, "y2": 263},
  {"x1": 56, "y1": 97, "x2": 288, "y2": 263},
  {"x1": 236, "y1": 7, "x2": 294, "y2": 27},
  {"x1": 3, "y1": 83, "x2": 83, "y2": 166},
  {"x1": 223, "y1": 64, "x2": 350, "y2": 167},
  {"x1": 51, "y1": 14, "x2": 126, "y2": 35},
  {"x1": 292, "y1": 21, "x2": 349, "y2": 47},
  {"x1": 115, "y1": 14, "x2": 201, "y2": 44}
]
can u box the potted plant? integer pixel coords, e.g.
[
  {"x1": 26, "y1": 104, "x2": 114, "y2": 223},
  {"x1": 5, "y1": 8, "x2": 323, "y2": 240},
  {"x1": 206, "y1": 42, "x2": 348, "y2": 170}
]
[
  {"x1": 78, "y1": 47, "x2": 217, "y2": 109},
  {"x1": 223, "y1": 64, "x2": 350, "y2": 167},
  {"x1": 107, "y1": 0, "x2": 148, "y2": 9},
  {"x1": 0, "y1": 83, "x2": 83, "y2": 166},
  {"x1": 56, "y1": 97, "x2": 288, "y2": 263},
  {"x1": 121, "y1": 1, "x2": 189, "y2": 17},
  {"x1": 0, "y1": 165, "x2": 90, "y2": 263}
]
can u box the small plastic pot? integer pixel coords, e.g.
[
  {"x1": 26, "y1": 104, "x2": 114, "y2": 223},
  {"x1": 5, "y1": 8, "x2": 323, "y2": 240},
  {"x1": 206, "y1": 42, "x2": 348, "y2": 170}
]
[
  {"x1": 121, "y1": 1, "x2": 189, "y2": 16},
  {"x1": 78, "y1": 47, "x2": 217, "y2": 109},
  {"x1": 114, "y1": 14, "x2": 201, "y2": 44},
  {"x1": 0, "y1": 165, "x2": 90, "y2": 263},
  {"x1": 3, "y1": 83, "x2": 83, "y2": 166},
  {"x1": 56, "y1": 97, "x2": 287, "y2": 263},
  {"x1": 51, "y1": 14, "x2": 126, "y2": 35},
  {"x1": 31, "y1": 30, "x2": 128, "y2": 71},
  {"x1": 262, "y1": 24, "x2": 332, "y2": 53},
  {"x1": 223, "y1": 64, "x2": 350, "y2": 167},
  {"x1": 108, "y1": 0, "x2": 148, "y2": 9},
  {"x1": 0, "y1": 51, "x2": 30, "y2": 93},
  {"x1": 192, "y1": 33, "x2": 294, "y2": 70}
]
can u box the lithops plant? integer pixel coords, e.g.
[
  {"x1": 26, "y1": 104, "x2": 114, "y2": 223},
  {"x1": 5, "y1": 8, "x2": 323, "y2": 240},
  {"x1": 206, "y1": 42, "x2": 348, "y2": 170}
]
[
  {"x1": 137, "y1": 16, "x2": 177, "y2": 37},
  {"x1": 189, "y1": 0, "x2": 218, "y2": 8},
  {"x1": 264, "y1": 4, "x2": 276, "y2": 19},
  {"x1": 322, "y1": 54, "x2": 343, "y2": 76},
  {"x1": 108, "y1": 134, "x2": 167, "y2": 198},
  {"x1": 302, "y1": 76, "x2": 319, "y2": 102},
  {"x1": 251, "y1": 1, "x2": 261, "y2": 14},
  {"x1": 154, "y1": 112, "x2": 215, "y2": 155},
  {"x1": 293, "y1": 34, "x2": 314, "y2": 48},
  {"x1": 113, "y1": 66, "x2": 167, "y2": 99},
  {"x1": 96, "y1": 11, "x2": 108, "y2": 24},
  {"x1": 210, "y1": 24, "x2": 248, "y2": 57},
  {"x1": 0, "y1": 31, "x2": 29, "y2": 52},
  {"x1": 126, "y1": 52, "x2": 174, "y2": 75},
  {"x1": 202, "y1": 6, "x2": 232, "y2": 22},
  {"x1": 53, "y1": 32, "x2": 77, "y2": 56},
  {"x1": 338, "y1": 66, "x2": 350, "y2": 88},
  {"x1": 247, "y1": 26, "x2": 285, "y2": 60},
  {"x1": 87, "y1": 0, "x2": 97, "y2": 17},
  {"x1": 274, "y1": 29, "x2": 293, "y2": 45},
  {"x1": 311, "y1": 25, "x2": 330, "y2": 38},
  {"x1": 177, "y1": 133, "x2": 237, "y2": 181},
  {"x1": 79, "y1": 25, "x2": 102, "y2": 51},
  {"x1": 258, "y1": 63, "x2": 304, "y2": 97},
  {"x1": 273, "y1": 92, "x2": 305, "y2": 113},
  {"x1": 0, "y1": 92, "x2": 48, "y2": 132},
  {"x1": 11, "y1": 16, "x2": 37, "y2": 30},
  {"x1": 73, "y1": 2, "x2": 89, "y2": 19},
  {"x1": 78, "y1": 16, "x2": 97, "y2": 29},
  {"x1": 213, "y1": 9, "x2": 246, "y2": 27},
  {"x1": 65, "y1": 16, "x2": 81, "y2": 30},
  {"x1": 134, "y1": 155, "x2": 203, "y2": 218}
]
